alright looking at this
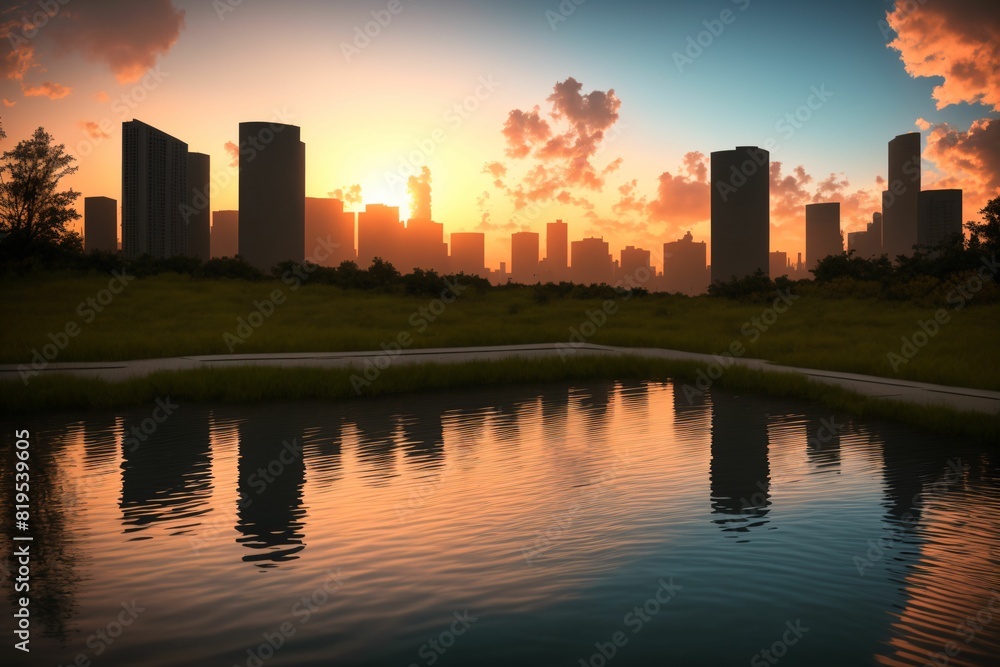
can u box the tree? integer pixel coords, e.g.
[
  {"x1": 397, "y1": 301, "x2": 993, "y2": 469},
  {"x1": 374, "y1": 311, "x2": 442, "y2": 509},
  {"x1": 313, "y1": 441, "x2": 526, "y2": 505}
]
[
  {"x1": 966, "y1": 196, "x2": 1000, "y2": 256},
  {"x1": 0, "y1": 127, "x2": 82, "y2": 259}
]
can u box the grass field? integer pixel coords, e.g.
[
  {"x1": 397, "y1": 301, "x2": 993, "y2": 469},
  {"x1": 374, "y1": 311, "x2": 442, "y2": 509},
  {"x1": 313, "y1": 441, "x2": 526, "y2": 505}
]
[{"x1": 2, "y1": 273, "x2": 998, "y2": 391}]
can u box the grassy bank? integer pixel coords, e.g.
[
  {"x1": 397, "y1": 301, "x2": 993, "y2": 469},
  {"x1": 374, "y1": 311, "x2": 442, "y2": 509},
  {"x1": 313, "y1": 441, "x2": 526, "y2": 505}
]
[
  {"x1": 1, "y1": 356, "x2": 997, "y2": 441},
  {"x1": 2, "y1": 274, "x2": 998, "y2": 391}
]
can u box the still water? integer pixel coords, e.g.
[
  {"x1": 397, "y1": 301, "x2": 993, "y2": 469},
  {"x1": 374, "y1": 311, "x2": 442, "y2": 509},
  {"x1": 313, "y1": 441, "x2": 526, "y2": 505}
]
[{"x1": 1, "y1": 381, "x2": 998, "y2": 666}]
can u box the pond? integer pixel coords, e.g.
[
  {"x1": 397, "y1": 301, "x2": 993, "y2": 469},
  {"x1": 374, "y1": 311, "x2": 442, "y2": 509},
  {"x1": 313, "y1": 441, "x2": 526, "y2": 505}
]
[{"x1": 1, "y1": 381, "x2": 997, "y2": 666}]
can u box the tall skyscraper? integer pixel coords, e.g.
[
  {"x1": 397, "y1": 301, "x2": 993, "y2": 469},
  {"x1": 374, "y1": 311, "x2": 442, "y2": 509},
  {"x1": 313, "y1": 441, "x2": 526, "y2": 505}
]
[
  {"x1": 883, "y1": 132, "x2": 921, "y2": 259},
  {"x1": 404, "y1": 218, "x2": 448, "y2": 273},
  {"x1": 450, "y1": 232, "x2": 486, "y2": 277},
  {"x1": 663, "y1": 232, "x2": 708, "y2": 296},
  {"x1": 918, "y1": 189, "x2": 963, "y2": 248},
  {"x1": 211, "y1": 210, "x2": 239, "y2": 259},
  {"x1": 511, "y1": 231, "x2": 540, "y2": 283},
  {"x1": 84, "y1": 196, "x2": 118, "y2": 253},
  {"x1": 238, "y1": 122, "x2": 305, "y2": 271},
  {"x1": 305, "y1": 197, "x2": 355, "y2": 266},
  {"x1": 122, "y1": 120, "x2": 189, "y2": 259},
  {"x1": 848, "y1": 212, "x2": 883, "y2": 259},
  {"x1": 357, "y1": 204, "x2": 402, "y2": 268},
  {"x1": 546, "y1": 219, "x2": 568, "y2": 282},
  {"x1": 571, "y1": 237, "x2": 613, "y2": 285},
  {"x1": 711, "y1": 146, "x2": 769, "y2": 283},
  {"x1": 619, "y1": 246, "x2": 651, "y2": 283},
  {"x1": 805, "y1": 202, "x2": 842, "y2": 269},
  {"x1": 769, "y1": 251, "x2": 788, "y2": 278},
  {"x1": 186, "y1": 152, "x2": 211, "y2": 261}
]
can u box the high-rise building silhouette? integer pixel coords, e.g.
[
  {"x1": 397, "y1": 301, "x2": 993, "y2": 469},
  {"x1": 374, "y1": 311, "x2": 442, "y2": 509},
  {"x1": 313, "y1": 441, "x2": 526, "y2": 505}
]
[
  {"x1": 84, "y1": 196, "x2": 117, "y2": 253},
  {"x1": 883, "y1": 132, "x2": 921, "y2": 259},
  {"x1": 450, "y1": 232, "x2": 486, "y2": 276},
  {"x1": 918, "y1": 189, "x2": 963, "y2": 248},
  {"x1": 404, "y1": 217, "x2": 448, "y2": 273},
  {"x1": 769, "y1": 251, "x2": 788, "y2": 278},
  {"x1": 511, "y1": 231, "x2": 540, "y2": 283},
  {"x1": 211, "y1": 210, "x2": 239, "y2": 258},
  {"x1": 711, "y1": 146, "x2": 770, "y2": 283},
  {"x1": 805, "y1": 202, "x2": 842, "y2": 269},
  {"x1": 618, "y1": 245, "x2": 651, "y2": 284},
  {"x1": 848, "y1": 212, "x2": 883, "y2": 259},
  {"x1": 663, "y1": 231, "x2": 708, "y2": 296},
  {"x1": 357, "y1": 204, "x2": 402, "y2": 268},
  {"x1": 305, "y1": 197, "x2": 355, "y2": 266},
  {"x1": 571, "y1": 237, "x2": 614, "y2": 285},
  {"x1": 122, "y1": 120, "x2": 189, "y2": 259},
  {"x1": 185, "y1": 152, "x2": 211, "y2": 261},
  {"x1": 545, "y1": 219, "x2": 569, "y2": 282},
  {"x1": 238, "y1": 122, "x2": 305, "y2": 271}
]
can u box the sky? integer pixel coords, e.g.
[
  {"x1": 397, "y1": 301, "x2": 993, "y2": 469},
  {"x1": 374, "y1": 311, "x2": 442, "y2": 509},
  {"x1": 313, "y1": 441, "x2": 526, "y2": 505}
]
[{"x1": 1, "y1": 0, "x2": 998, "y2": 270}]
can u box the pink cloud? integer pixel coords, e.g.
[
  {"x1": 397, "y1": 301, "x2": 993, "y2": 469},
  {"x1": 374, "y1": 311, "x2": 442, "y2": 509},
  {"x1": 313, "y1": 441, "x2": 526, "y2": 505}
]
[
  {"x1": 78, "y1": 120, "x2": 109, "y2": 139},
  {"x1": 21, "y1": 81, "x2": 71, "y2": 99}
]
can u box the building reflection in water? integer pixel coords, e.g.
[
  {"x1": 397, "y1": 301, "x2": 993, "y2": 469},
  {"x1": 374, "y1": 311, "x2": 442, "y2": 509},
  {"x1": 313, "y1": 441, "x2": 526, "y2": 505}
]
[{"x1": 709, "y1": 392, "x2": 772, "y2": 536}]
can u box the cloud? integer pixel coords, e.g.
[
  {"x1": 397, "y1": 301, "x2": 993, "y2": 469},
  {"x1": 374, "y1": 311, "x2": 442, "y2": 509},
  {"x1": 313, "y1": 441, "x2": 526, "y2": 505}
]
[
  {"x1": 887, "y1": 0, "x2": 1000, "y2": 111},
  {"x1": 78, "y1": 120, "x2": 109, "y2": 139},
  {"x1": 49, "y1": 0, "x2": 185, "y2": 84},
  {"x1": 646, "y1": 152, "x2": 711, "y2": 233},
  {"x1": 21, "y1": 81, "x2": 71, "y2": 99},
  {"x1": 330, "y1": 184, "x2": 363, "y2": 207},
  {"x1": 2, "y1": 98, "x2": 15, "y2": 107},
  {"x1": 922, "y1": 117, "x2": 1000, "y2": 221},
  {"x1": 224, "y1": 141, "x2": 239, "y2": 168},
  {"x1": 93, "y1": 91, "x2": 109, "y2": 103},
  {"x1": 407, "y1": 166, "x2": 432, "y2": 220},
  {"x1": 0, "y1": 15, "x2": 37, "y2": 81}
]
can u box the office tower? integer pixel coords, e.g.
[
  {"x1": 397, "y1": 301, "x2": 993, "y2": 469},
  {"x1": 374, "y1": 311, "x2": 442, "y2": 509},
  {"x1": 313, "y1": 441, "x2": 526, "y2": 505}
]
[
  {"x1": 238, "y1": 122, "x2": 305, "y2": 271},
  {"x1": 711, "y1": 146, "x2": 770, "y2": 283},
  {"x1": 663, "y1": 231, "x2": 708, "y2": 296},
  {"x1": 805, "y1": 202, "x2": 842, "y2": 269},
  {"x1": 211, "y1": 210, "x2": 239, "y2": 258},
  {"x1": 186, "y1": 152, "x2": 211, "y2": 261},
  {"x1": 769, "y1": 251, "x2": 788, "y2": 278},
  {"x1": 305, "y1": 197, "x2": 355, "y2": 266},
  {"x1": 450, "y1": 232, "x2": 486, "y2": 277},
  {"x1": 918, "y1": 189, "x2": 963, "y2": 248},
  {"x1": 883, "y1": 132, "x2": 921, "y2": 259},
  {"x1": 84, "y1": 196, "x2": 118, "y2": 253},
  {"x1": 546, "y1": 219, "x2": 569, "y2": 282},
  {"x1": 357, "y1": 204, "x2": 402, "y2": 268},
  {"x1": 619, "y1": 246, "x2": 651, "y2": 284},
  {"x1": 122, "y1": 120, "x2": 189, "y2": 259},
  {"x1": 511, "y1": 231, "x2": 540, "y2": 283},
  {"x1": 571, "y1": 237, "x2": 613, "y2": 285},
  {"x1": 847, "y1": 212, "x2": 883, "y2": 259},
  {"x1": 404, "y1": 217, "x2": 448, "y2": 273}
]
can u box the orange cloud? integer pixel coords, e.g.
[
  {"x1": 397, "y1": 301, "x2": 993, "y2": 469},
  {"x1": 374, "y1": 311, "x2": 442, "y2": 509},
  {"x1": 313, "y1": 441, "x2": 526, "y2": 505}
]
[
  {"x1": 646, "y1": 152, "x2": 711, "y2": 232},
  {"x1": 93, "y1": 91, "x2": 110, "y2": 103},
  {"x1": 329, "y1": 184, "x2": 363, "y2": 208},
  {"x1": 2, "y1": 98, "x2": 15, "y2": 107},
  {"x1": 923, "y1": 118, "x2": 1000, "y2": 222},
  {"x1": 224, "y1": 141, "x2": 239, "y2": 168},
  {"x1": 21, "y1": 81, "x2": 71, "y2": 99},
  {"x1": 0, "y1": 16, "x2": 37, "y2": 81},
  {"x1": 78, "y1": 120, "x2": 109, "y2": 139},
  {"x1": 50, "y1": 0, "x2": 185, "y2": 84},
  {"x1": 407, "y1": 166, "x2": 432, "y2": 220},
  {"x1": 887, "y1": 0, "x2": 1000, "y2": 111}
]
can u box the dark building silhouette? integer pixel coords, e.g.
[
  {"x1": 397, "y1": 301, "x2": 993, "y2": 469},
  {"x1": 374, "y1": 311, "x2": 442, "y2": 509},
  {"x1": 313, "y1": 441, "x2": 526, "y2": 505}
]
[
  {"x1": 404, "y1": 217, "x2": 448, "y2": 273},
  {"x1": 545, "y1": 219, "x2": 569, "y2": 282},
  {"x1": 84, "y1": 196, "x2": 118, "y2": 253},
  {"x1": 122, "y1": 120, "x2": 189, "y2": 259},
  {"x1": 571, "y1": 236, "x2": 613, "y2": 285},
  {"x1": 511, "y1": 231, "x2": 540, "y2": 283},
  {"x1": 769, "y1": 251, "x2": 788, "y2": 278},
  {"x1": 711, "y1": 146, "x2": 770, "y2": 283},
  {"x1": 185, "y1": 152, "x2": 211, "y2": 261},
  {"x1": 918, "y1": 189, "x2": 963, "y2": 248},
  {"x1": 663, "y1": 231, "x2": 708, "y2": 295},
  {"x1": 450, "y1": 232, "x2": 486, "y2": 276},
  {"x1": 238, "y1": 121, "x2": 305, "y2": 271},
  {"x1": 806, "y1": 202, "x2": 842, "y2": 269},
  {"x1": 357, "y1": 203, "x2": 402, "y2": 268},
  {"x1": 211, "y1": 210, "x2": 239, "y2": 258},
  {"x1": 848, "y1": 212, "x2": 883, "y2": 259},
  {"x1": 883, "y1": 132, "x2": 921, "y2": 259},
  {"x1": 305, "y1": 197, "x2": 355, "y2": 266},
  {"x1": 618, "y1": 245, "x2": 651, "y2": 284},
  {"x1": 710, "y1": 391, "x2": 772, "y2": 535}
]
